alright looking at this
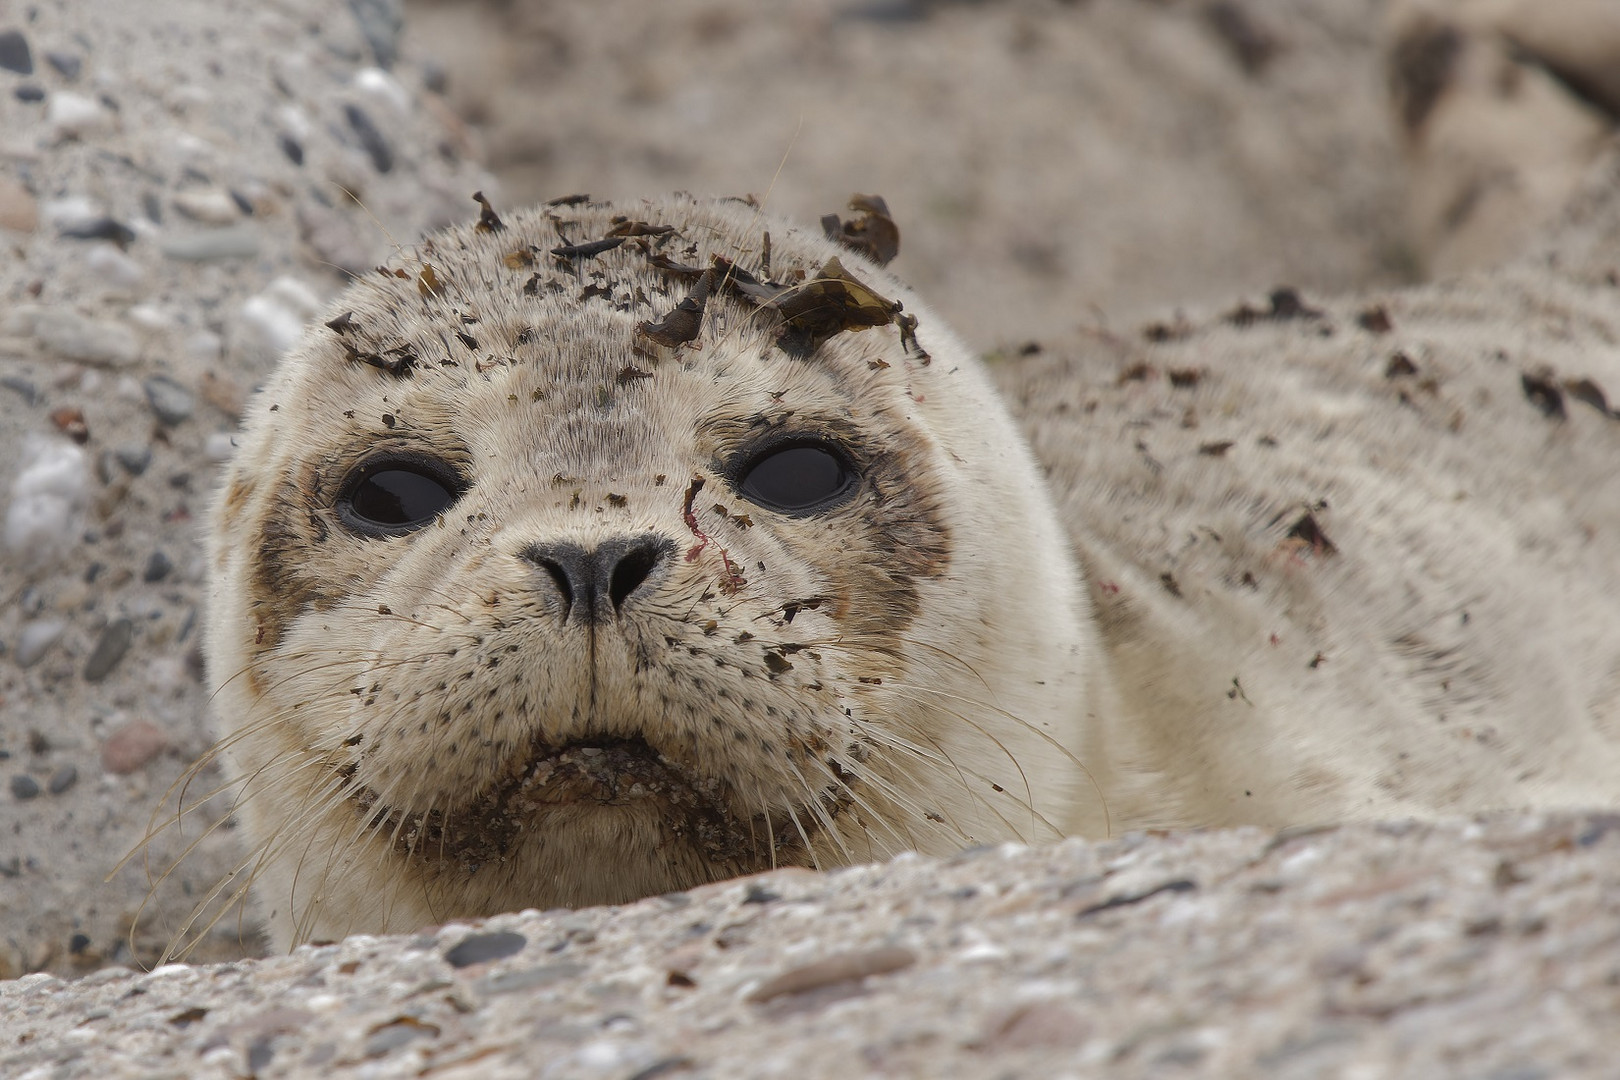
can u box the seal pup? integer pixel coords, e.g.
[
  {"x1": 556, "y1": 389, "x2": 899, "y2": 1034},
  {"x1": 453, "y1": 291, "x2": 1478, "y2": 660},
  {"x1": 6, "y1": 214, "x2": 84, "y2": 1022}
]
[
  {"x1": 206, "y1": 181, "x2": 1620, "y2": 953},
  {"x1": 205, "y1": 194, "x2": 1099, "y2": 950}
]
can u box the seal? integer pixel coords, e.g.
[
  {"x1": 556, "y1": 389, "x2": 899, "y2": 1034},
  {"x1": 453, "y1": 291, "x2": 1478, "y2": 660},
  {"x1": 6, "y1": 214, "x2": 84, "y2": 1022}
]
[
  {"x1": 206, "y1": 181, "x2": 1620, "y2": 954},
  {"x1": 205, "y1": 194, "x2": 1099, "y2": 950}
]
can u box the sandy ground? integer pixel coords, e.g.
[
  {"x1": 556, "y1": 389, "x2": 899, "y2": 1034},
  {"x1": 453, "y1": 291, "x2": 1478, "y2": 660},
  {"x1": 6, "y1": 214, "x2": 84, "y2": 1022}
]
[{"x1": 8, "y1": 813, "x2": 1620, "y2": 1078}]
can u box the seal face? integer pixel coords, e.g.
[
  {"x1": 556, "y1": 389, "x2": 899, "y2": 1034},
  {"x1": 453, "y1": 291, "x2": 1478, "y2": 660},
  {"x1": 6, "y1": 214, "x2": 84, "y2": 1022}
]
[{"x1": 206, "y1": 195, "x2": 1095, "y2": 949}]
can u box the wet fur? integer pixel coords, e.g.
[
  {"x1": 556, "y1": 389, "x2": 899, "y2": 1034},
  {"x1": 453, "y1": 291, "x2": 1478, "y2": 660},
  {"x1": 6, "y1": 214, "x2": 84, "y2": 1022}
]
[
  {"x1": 206, "y1": 197, "x2": 1095, "y2": 949},
  {"x1": 204, "y1": 168, "x2": 1620, "y2": 953}
]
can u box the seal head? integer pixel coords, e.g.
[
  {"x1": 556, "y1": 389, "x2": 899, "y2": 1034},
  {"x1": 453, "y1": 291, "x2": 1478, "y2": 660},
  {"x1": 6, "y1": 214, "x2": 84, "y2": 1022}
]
[{"x1": 206, "y1": 195, "x2": 1096, "y2": 949}]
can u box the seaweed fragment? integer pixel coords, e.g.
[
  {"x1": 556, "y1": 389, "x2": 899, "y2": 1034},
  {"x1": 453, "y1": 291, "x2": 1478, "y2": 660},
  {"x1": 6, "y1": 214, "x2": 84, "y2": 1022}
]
[
  {"x1": 637, "y1": 265, "x2": 717, "y2": 348},
  {"x1": 550, "y1": 236, "x2": 626, "y2": 260},
  {"x1": 767, "y1": 257, "x2": 901, "y2": 356},
  {"x1": 472, "y1": 191, "x2": 505, "y2": 233},
  {"x1": 607, "y1": 219, "x2": 676, "y2": 238},
  {"x1": 821, "y1": 193, "x2": 900, "y2": 267},
  {"x1": 1520, "y1": 371, "x2": 1566, "y2": 419}
]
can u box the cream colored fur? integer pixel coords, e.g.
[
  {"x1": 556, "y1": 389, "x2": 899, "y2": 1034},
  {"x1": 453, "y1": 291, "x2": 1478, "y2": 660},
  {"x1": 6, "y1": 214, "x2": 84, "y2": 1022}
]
[
  {"x1": 207, "y1": 198, "x2": 1096, "y2": 949},
  {"x1": 203, "y1": 5, "x2": 1620, "y2": 952}
]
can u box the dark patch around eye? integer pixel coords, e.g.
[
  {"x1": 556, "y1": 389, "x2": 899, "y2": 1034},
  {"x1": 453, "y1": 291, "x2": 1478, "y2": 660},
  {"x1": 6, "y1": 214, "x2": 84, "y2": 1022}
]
[
  {"x1": 736, "y1": 443, "x2": 855, "y2": 515},
  {"x1": 338, "y1": 457, "x2": 465, "y2": 536}
]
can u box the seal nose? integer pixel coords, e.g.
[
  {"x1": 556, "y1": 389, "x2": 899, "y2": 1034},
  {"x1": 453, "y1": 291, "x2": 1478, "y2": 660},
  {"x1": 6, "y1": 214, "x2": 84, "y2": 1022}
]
[{"x1": 520, "y1": 536, "x2": 671, "y2": 623}]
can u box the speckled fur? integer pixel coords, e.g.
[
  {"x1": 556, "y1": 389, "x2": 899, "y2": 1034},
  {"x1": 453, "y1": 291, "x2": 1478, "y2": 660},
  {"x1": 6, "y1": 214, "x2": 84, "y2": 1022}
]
[
  {"x1": 1008, "y1": 199, "x2": 1620, "y2": 832},
  {"x1": 209, "y1": 172, "x2": 1620, "y2": 954},
  {"x1": 206, "y1": 196, "x2": 1095, "y2": 949}
]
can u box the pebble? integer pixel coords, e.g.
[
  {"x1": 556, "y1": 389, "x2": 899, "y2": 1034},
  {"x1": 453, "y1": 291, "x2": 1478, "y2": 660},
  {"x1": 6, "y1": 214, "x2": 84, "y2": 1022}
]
[
  {"x1": 44, "y1": 51, "x2": 81, "y2": 80},
  {"x1": 161, "y1": 225, "x2": 261, "y2": 261},
  {"x1": 173, "y1": 188, "x2": 241, "y2": 225},
  {"x1": 0, "y1": 29, "x2": 32, "y2": 75},
  {"x1": 142, "y1": 375, "x2": 194, "y2": 426},
  {"x1": 204, "y1": 431, "x2": 237, "y2": 462},
  {"x1": 113, "y1": 445, "x2": 152, "y2": 476},
  {"x1": 143, "y1": 550, "x2": 173, "y2": 583},
  {"x1": 125, "y1": 303, "x2": 175, "y2": 332},
  {"x1": 347, "y1": 0, "x2": 404, "y2": 69},
  {"x1": 745, "y1": 945, "x2": 918, "y2": 1003},
  {"x1": 0, "y1": 175, "x2": 37, "y2": 232},
  {"x1": 41, "y1": 195, "x2": 103, "y2": 231},
  {"x1": 47, "y1": 765, "x2": 78, "y2": 796},
  {"x1": 276, "y1": 103, "x2": 312, "y2": 143},
  {"x1": 14, "y1": 620, "x2": 66, "y2": 667},
  {"x1": 58, "y1": 217, "x2": 137, "y2": 247},
  {"x1": 353, "y1": 67, "x2": 410, "y2": 113},
  {"x1": 47, "y1": 91, "x2": 113, "y2": 140},
  {"x1": 444, "y1": 931, "x2": 529, "y2": 968},
  {"x1": 100, "y1": 719, "x2": 168, "y2": 775},
  {"x1": 343, "y1": 103, "x2": 393, "y2": 173},
  {"x1": 5, "y1": 437, "x2": 88, "y2": 558},
  {"x1": 185, "y1": 329, "x2": 223, "y2": 365},
  {"x1": 240, "y1": 275, "x2": 323, "y2": 355},
  {"x1": 31, "y1": 308, "x2": 140, "y2": 366},
  {"x1": 10, "y1": 775, "x2": 41, "y2": 801},
  {"x1": 83, "y1": 617, "x2": 134, "y2": 682},
  {"x1": 85, "y1": 243, "x2": 143, "y2": 289},
  {"x1": 1, "y1": 375, "x2": 39, "y2": 404}
]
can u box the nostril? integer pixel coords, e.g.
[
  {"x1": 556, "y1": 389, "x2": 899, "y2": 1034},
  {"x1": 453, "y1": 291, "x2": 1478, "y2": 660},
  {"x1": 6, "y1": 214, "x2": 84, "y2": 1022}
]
[
  {"x1": 539, "y1": 559, "x2": 574, "y2": 620},
  {"x1": 520, "y1": 542, "x2": 587, "y2": 621},
  {"x1": 608, "y1": 541, "x2": 664, "y2": 612}
]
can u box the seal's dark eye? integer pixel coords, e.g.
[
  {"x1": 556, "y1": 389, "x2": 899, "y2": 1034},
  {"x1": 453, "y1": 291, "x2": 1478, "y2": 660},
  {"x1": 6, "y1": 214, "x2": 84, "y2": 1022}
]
[
  {"x1": 338, "y1": 457, "x2": 463, "y2": 536},
  {"x1": 736, "y1": 441, "x2": 856, "y2": 515}
]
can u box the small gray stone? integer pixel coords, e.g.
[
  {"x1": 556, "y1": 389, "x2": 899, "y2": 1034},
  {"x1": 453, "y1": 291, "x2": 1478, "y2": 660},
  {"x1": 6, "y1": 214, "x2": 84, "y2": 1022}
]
[
  {"x1": 15, "y1": 620, "x2": 66, "y2": 667},
  {"x1": 47, "y1": 765, "x2": 78, "y2": 795},
  {"x1": 10, "y1": 775, "x2": 40, "y2": 800},
  {"x1": 277, "y1": 132, "x2": 304, "y2": 166},
  {"x1": 161, "y1": 226, "x2": 261, "y2": 261},
  {"x1": 344, "y1": 103, "x2": 393, "y2": 173},
  {"x1": 58, "y1": 217, "x2": 137, "y2": 248},
  {"x1": 32, "y1": 309, "x2": 139, "y2": 367},
  {"x1": 142, "y1": 550, "x2": 173, "y2": 583},
  {"x1": 476, "y1": 962, "x2": 585, "y2": 996},
  {"x1": 114, "y1": 445, "x2": 152, "y2": 476},
  {"x1": 444, "y1": 930, "x2": 528, "y2": 968},
  {"x1": 347, "y1": 0, "x2": 403, "y2": 69},
  {"x1": 0, "y1": 30, "x2": 33, "y2": 75},
  {"x1": 1, "y1": 376, "x2": 39, "y2": 405},
  {"x1": 83, "y1": 617, "x2": 133, "y2": 682},
  {"x1": 363, "y1": 1019, "x2": 431, "y2": 1058},
  {"x1": 45, "y1": 52, "x2": 80, "y2": 80},
  {"x1": 173, "y1": 188, "x2": 241, "y2": 225},
  {"x1": 142, "y1": 376, "x2": 194, "y2": 426}
]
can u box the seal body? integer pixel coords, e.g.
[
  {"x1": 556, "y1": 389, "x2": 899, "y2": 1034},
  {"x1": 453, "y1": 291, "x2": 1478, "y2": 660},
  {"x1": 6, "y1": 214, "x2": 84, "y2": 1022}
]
[
  {"x1": 210, "y1": 191, "x2": 1620, "y2": 953},
  {"x1": 1011, "y1": 268, "x2": 1620, "y2": 833},
  {"x1": 207, "y1": 196, "x2": 1097, "y2": 949}
]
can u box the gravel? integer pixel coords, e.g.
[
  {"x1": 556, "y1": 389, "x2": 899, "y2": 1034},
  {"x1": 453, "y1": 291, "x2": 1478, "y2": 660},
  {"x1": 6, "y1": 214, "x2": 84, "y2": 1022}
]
[{"x1": 4, "y1": 816, "x2": 1619, "y2": 1079}]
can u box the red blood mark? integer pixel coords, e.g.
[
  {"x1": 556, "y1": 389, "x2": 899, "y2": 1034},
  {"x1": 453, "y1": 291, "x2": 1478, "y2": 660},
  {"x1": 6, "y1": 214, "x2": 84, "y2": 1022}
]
[
  {"x1": 682, "y1": 476, "x2": 710, "y2": 561},
  {"x1": 683, "y1": 476, "x2": 746, "y2": 593}
]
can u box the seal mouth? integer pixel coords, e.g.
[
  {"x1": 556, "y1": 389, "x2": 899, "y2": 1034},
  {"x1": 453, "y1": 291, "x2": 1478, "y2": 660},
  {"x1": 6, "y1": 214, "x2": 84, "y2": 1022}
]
[
  {"x1": 348, "y1": 734, "x2": 818, "y2": 874},
  {"x1": 515, "y1": 737, "x2": 722, "y2": 808}
]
